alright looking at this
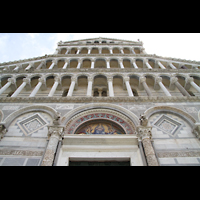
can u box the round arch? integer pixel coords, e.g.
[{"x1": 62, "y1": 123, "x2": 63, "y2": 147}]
[
  {"x1": 3, "y1": 105, "x2": 57, "y2": 128},
  {"x1": 144, "y1": 105, "x2": 196, "y2": 128},
  {"x1": 61, "y1": 103, "x2": 140, "y2": 135}
]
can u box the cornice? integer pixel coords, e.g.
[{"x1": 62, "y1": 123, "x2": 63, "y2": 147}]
[{"x1": 0, "y1": 96, "x2": 199, "y2": 103}]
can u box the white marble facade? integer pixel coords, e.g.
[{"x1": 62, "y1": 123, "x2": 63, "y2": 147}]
[{"x1": 0, "y1": 37, "x2": 200, "y2": 166}]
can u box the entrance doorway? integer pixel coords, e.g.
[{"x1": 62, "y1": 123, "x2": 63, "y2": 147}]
[{"x1": 69, "y1": 161, "x2": 130, "y2": 166}]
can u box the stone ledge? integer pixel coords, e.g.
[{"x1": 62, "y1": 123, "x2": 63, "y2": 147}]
[{"x1": 0, "y1": 96, "x2": 199, "y2": 103}]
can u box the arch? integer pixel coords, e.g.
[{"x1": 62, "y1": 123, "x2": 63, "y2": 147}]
[
  {"x1": 60, "y1": 48, "x2": 67, "y2": 54},
  {"x1": 134, "y1": 48, "x2": 141, "y2": 54},
  {"x1": 113, "y1": 75, "x2": 128, "y2": 97},
  {"x1": 91, "y1": 48, "x2": 99, "y2": 54},
  {"x1": 0, "y1": 75, "x2": 12, "y2": 87},
  {"x1": 123, "y1": 58, "x2": 132, "y2": 68},
  {"x1": 94, "y1": 59, "x2": 106, "y2": 68},
  {"x1": 136, "y1": 59, "x2": 143, "y2": 68},
  {"x1": 69, "y1": 47, "x2": 78, "y2": 54},
  {"x1": 110, "y1": 58, "x2": 119, "y2": 68},
  {"x1": 113, "y1": 47, "x2": 120, "y2": 54},
  {"x1": 30, "y1": 76, "x2": 40, "y2": 88},
  {"x1": 144, "y1": 105, "x2": 196, "y2": 128},
  {"x1": 82, "y1": 59, "x2": 91, "y2": 69},
  {"x1": 57, "y1": 59, "x2": 65, "y2": 68},
  {"x1": 3, "y1": 105, "x2": 57, "y2": 128},
  {"x1": 102, "y1": 48, "x2": 110, "y2": 54},
  {"x1": 80, "y1": 47, "x2": 88, "y2": 54},
  {"x1": 69, "y1": 59, "x2": 78, "y2": 68},
  {"x1": 62, "y1": 103, "x2": 139, "y2": 135},
  {"x1": 123, "y1": 47, "x2": 131, "y2": 54},
  {"x1": 73, "y1": 75, "x2": 88, "y2": 96}
]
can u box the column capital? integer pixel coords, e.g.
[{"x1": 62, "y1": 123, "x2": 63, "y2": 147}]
[
  {"x1": 136, "y1": 126, "x2": 152, "y2": 141},
  {"x1": 139, "y1": 76, "x2": 146, "y2": 83},
  {"x1": 88, "y1": 76, "x2": 93, "y2": 82},
  {"x1": 107, "y1": 76, "x2": 113, "y2": 82},
  {"x1": 71, "y1": 76, "x2": 77, "y2": 82},
  {"x1": 8, "y1": 78, "x2": 16, "y2": 84},
  {"x1": 54, "y1": 76, "x2": 61, "y2": 83},
  {"x1": 186, "y1": 76, "x2": 194, "y2": 83},
  {"x1": 124, "y1": 76, "x2": 130, "y2": 82},
  {"x1": 170, "y1": 77, "x2": 178, "y2": 84},
  {"x1": 47, "y1": 125, "x2": 64, "y2": 140},
  {"x1": 23, "y1": 78, "x2": 30, "y2": 84},
  {"x1": 155, "y1": 77, "x2": 162, "y2": 84}
]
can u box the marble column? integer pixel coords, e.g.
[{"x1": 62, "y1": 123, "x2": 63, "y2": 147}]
[
  {"x1": 87, "y1": 77, "x2": 93, "y2": 96},
  {"x1": 169, "y1": 62, "x2": 176, "y2": 69},
  {"x1": 62, "y1": 60, "x2": 68, "y2": 69},
  {"x1": 140, "y1": 77, "x2": 152, "y2": 96},
  {"x1": 157, "y1": 61, "x2": 166, "y2": 69},
  {"x1": 36, "y1": 61, "x2": 45, "y2": 70},
  {"x1": 145, "y1": 59, "x2": 152, "y2": 69},
  {"x1": 76, "y1": 48, "x2": 80, "y2": 54},
  {"x1": 108, "y1": 77, "x2": 114, "y2": 97},
  {"x1": 124, "y1": 77, "x2": 134, "y2": 96},
  {"x1": 120, "y1": 48, "x2": 124, "y2": 54},
  {"x1": 88, "y1": 48, "x2": 91, "y2": 54},
  {"x1": 41, "y1": 125, "x2": 64, "y2": 166},
  {"x1": 11, "y1": 78, "x2": 30, "y2": 97},
  {"x1": 65, "y1": 49, "x2": 69, "y2": 55},
  {"x1": 106, "y1": 59, "x2": 110, "y2": 69},
  {"x1": 91, "y1": 59, "x2": 95, "y2": 69},
  {"x1": 48, "y1": 77, "x2": 60, "y2": 97},
  {"x1": 119, "y1": 59, "x2": 124, "y2": 69},
  {"x1": 0, "y1": 78, "x2": 15, "y2": 96},
  {"x1": 109, "y1": 48, "x2": 113, "y2": 54},
  {"x1": 187, "y1": 77, "x2": 200, "y2": 93},
  {"x1": 132, "y1": 60, "x2": 138, "y2": 69},
  {"x1": 156, "y1": 77, "x2": 171, "y2": 96},
  {"x1": 49, "y1": 60, "x2": 57, "y2": 70},
  {"x1": 77, "y1": 59, "x2": 82, "y2": 69},
  {"x1": 136, "y1": 126, "x2": 159, "y2": 166},
  {"x1": 25, "y1": 62, "x2": 34, "y2": 71},
  {"x1": 29, "y1": 78, "x2": 45, "y2": 97},
  {"x1": 170, "y1": 77, "x2": 190, "y2": 97},
  {"x1": 67, "y1": 77, "x2": 76, "y2": 96},
  {"x1": 131, "y1": 48, "x2": 136, "y2": 55}
]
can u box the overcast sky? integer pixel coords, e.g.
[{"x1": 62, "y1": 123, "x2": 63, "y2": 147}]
[{"x1": 0, "y1": 33, "x2": 199, "y2": 63}]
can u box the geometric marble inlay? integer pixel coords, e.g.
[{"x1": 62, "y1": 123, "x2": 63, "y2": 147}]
[
  {"x1": 153, "y1": 115, "x2": 182, "y2": 136},
  {"x1": 17, "y1": 114, "x2": 47, "y2": 136}
]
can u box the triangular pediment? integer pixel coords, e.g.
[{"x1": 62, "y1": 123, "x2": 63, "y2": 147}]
[{"x1": 60, "y1": 37, "x2": 142, "y2": 45}]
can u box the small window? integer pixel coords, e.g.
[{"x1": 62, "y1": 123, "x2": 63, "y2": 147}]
[
  {"x1": 86, "y1": 42, "x2": 91, "y2": 44},
  {"x1": 102, "y1": 41, "x2": 107, "y2": 43},
  {"x1": 94, "y1": 41, "x2": 99, "y2": 43}
]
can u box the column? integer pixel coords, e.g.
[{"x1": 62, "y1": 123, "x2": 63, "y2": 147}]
[
  {"x1": 108, "y1": 77, "x2": 114, "y2": 97},
  {"x1": 145, "y1": 59, "x2": 152, "y2": 69},
  {"x1": 11, "y1": 78, "x2": 30, "y2": 97},
  {"x1": 124, "y1": 77, "x2": 134, "y2": 96},
  {"x1": 62, "y1": 60, "x2": 68, "y2": 69},
  {"x1": 106, "y1": 59, "x2": 110, "y2": 69},
  {"x1": 76, "y1": 48, "x2": 80, "y2": 54},
  {"x1": 131, "y1": 48, "x2": 136, "y2": 54},
  {"x1": 119, "y1": 59, "x2": 124, "y2": 69},
  {"x1": 136, "y1": 126, "x2": 159, "y2": 166},
  {"x1": 49, "y1": 60, "x2": 57, "y2": 70},
  {"x1": 99, "y1": 48, "x2": 102, "y2": 54},
  {"x1": 88, "y1": 48, "x2": 91, "y2": 54},
  {"x1": 169, "y1": 62, "x2": 176, "y2": 69},
  {"x1": 0, "y1": 78, "x2": 15, "y2": 96},
  {"x1": 67, "y1": 77, "x2": 76, "y2": 96},
  {"x1": 25, "y1": 62, "x2": 33, "y2": 71},
  {"x1": 140, "y1": 77, "x2": 152, "y2": 96},
  {"x1": 29, "y1": 78, "x2": 44, "y2": 97},
  {"x1": 120, "y1": 48, "x2": 124, "y2": 54},
  {"x1": 91, "y1": 59, "x2": 95, "y2": 69},
  {"x1": 48, "y1": 77, "x2": 60, "y2": 97},
  {"x1": 132, "y1": 59, "x2": 138, "y2": 69},
  {"x1": 156, "y1": 77, "x2": 171, "y2": 96},
  {"x1": 87, "y1": 77, "x2": 93, "y2": 96},
  {"x1": 41, "y1": 125, "x2": 64, "y2": 166},
  {"x1": 65, "y1": 49, "x2": 69, "y2": 55},
  {"x1": 13, "y1": 64, "x2": 21, "y2": 72},
  {"x1": 187, "y1": 77, "x2": 200, "y2": 93},
  {"x1": 77, "y1": 59, "x2": 82, "y2": 69},
  {"x1": 170, "y1": 77, "x2": 190, "y2": 97},
  {"x1": 36, "y1": 61, "x2": 45, "y2": 70},
  {"x1": 157, "y1": 61, "x2": 166, "y2": 69},
  {"x1": 109, "y1": 48, "x2": 113, "y2": 54}
]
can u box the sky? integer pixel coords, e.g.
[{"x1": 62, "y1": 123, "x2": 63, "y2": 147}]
[{"x1": 0, "y1": 33, "x2": 200, "y2": 64}]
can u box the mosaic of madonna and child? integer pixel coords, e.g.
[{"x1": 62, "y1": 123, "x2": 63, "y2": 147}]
[{"x1": 76, "y1": 121, "x2": 125, "y2": 135}]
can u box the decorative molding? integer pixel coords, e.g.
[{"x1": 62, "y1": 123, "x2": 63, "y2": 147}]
[
  {"x1": 1, "y1": 96, "x2": 200, "y2": 104},
  {"x1": 0, "y1": 149, "x2": 43, "y2": 156},
  {"x1": 157, "y1": 151, "x2": 200, "y2": 158}
]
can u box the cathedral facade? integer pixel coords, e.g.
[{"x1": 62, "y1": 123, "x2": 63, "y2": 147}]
[{"x1": 0, "y1": 37, "x2": 200, "y2": 166}]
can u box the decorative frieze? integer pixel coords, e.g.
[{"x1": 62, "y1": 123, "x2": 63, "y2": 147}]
[
  {"x1": 0, "y1": 149, "x2": 43, "y2": 156},
  {"x1": 0, "y1": 96, "x2": 200, "y2": 103},
  {"x1": 157, "y1": 151, "x2": 200, "y2": 158}
]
